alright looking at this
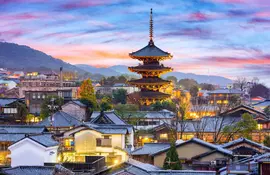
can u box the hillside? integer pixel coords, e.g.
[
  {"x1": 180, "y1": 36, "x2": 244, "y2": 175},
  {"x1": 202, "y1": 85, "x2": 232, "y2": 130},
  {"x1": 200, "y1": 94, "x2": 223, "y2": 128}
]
[{"x1": 0, "y1": 42, "x2": 84, "y2": 73}]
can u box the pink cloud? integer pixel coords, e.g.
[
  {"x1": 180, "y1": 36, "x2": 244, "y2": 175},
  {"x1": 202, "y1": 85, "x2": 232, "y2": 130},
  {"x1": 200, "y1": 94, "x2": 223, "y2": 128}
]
[{"x1": 59, "y1": 0, "x2": 120, "y2": 10}]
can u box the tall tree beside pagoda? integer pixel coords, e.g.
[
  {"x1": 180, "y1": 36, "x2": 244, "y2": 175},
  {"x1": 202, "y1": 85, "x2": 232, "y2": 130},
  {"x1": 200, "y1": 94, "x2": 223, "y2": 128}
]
[
  {"x1": 79, "y1": 79, "x2": 98, "y2": 115},
  {"x1": 163, "y1": 143, "x2": 182, "y2": 170}
]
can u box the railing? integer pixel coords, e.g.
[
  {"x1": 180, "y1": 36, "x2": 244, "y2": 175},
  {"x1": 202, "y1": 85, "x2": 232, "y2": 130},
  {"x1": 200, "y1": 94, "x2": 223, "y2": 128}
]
[
  {"x1": 96, "y1": 138, "x2": 112, "y2": 147},
  {"x1": 62, "y1": 156, "x2": 106, "y2": 173},
  {"x1": 227, "y1": 163, "x2": 250, "y2": 172}
]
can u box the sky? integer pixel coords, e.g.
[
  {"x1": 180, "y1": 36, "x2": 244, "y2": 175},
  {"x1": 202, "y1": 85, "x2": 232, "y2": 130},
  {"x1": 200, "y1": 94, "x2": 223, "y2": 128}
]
[{"x1": 0, "y1": 0, "x2": 270, "y2": 84}]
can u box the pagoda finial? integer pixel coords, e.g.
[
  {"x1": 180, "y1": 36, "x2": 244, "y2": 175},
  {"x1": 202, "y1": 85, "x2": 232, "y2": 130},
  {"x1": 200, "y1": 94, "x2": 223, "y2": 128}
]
[{"x1": 149, "y1": 8, "x2": 154, "y2": 45}]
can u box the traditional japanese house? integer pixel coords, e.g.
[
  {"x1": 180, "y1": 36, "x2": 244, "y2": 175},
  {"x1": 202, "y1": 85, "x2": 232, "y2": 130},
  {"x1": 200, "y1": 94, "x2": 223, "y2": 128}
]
[{"x1": 128, "y1": 9, "x2": 173, "y2": 106}]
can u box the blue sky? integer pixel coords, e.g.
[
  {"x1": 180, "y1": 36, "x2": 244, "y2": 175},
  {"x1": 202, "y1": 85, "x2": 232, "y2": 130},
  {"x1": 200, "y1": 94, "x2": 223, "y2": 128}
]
[{"x1": 0, "y1": 0, "x2": 270, "y2": 84}]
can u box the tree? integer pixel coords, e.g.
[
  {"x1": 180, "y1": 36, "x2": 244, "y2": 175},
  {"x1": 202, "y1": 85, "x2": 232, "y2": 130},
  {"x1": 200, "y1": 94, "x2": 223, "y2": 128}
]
[
  {"x1": 114, "y1": 104, "x2": 139, "y2": 118},
  {"x1": 79, "y1": 78, "x2": 98, "y2": 110},
  {"x1": 100, "y1": 96, "x2": 113, "y2": 111},
  {"x1": 40, "y1": 95, "x2": 64, "y2": 119},
  {"x1": 163, "y1": 143, "x2": 182, "y2": 170},
  {"x1": 223, "y1": 113, "x2": 257, "y2": 141},
  {"x1": 250, "y1": 83, "x2": 269, "y2": 99},
  {"x1": 234, "y1": 77, "x2": 247, "y2": 91},
  {"x1": 166, "y1": 76, "x2": 178, "y2": 85},
  {"x1": 263, "y1": 135, "x2": 270, "y2": 147},
  {"x1": 151, "y1": 100, "x2": 176, "y2": 112},
  {"x1": 264, "y1": 106, "x2": 270, "y2": 116},
  {"x1": 175, "y1": 92, "x2": 191, "y2": 139},
  {"x1": 117, "y1": 75, "x2": 127, "y2": 83},
  {"x1": 178, "y1": 79, "x2": 198, "y2": 90},
  {"x1": 112, "y1": 88, "x2": 127, "y2": 104},
  {"x1": 200, "y1": 83, "x2": 215, "y2": 91},
  {"x1": 227, "y1": 95, "x2": 242, "y2": 109},
  {"x1": 190, "y1": 85, "x2": 199, "y2": 98}
]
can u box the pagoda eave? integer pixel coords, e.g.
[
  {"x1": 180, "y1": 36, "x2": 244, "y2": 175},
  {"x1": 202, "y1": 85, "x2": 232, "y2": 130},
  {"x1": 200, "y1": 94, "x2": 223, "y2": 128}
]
[
  {"x1": 128, "y1": 67, "x2": 172, "y2": 72},
  {"x1": 129, "y1": 54, "x2": 172, "y2": 61}
]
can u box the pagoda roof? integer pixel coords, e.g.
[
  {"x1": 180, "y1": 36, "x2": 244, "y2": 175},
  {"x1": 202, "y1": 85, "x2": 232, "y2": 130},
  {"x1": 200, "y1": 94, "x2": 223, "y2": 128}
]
[
  {"x1": 129, "y1": 41, "x2": 172, "y2": 59},
  {"x1": 130, "y1": 91, "x2": 170, "y2": 99},
  {"x1": 129, "y1": 65, "x2": 172, "y2": 72},
  {"x1": 128, "y1": 77, "x2": 170, "y2": 85}
]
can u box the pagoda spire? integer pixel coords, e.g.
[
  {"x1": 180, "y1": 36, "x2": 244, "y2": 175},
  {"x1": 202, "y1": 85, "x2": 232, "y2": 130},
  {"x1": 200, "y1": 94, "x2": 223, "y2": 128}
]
[{"x1": 149, "y1": 8, "x2": 154, "y2": 45}]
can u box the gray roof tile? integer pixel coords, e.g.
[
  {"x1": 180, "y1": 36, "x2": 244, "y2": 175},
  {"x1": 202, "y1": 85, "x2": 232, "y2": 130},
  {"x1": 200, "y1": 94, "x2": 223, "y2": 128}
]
[
  {"x1": 131, "y1": 143, "x2": 170, "y2": 155},
  {"x1": 0, "y1": 125, "x2": 47, "y2": 134},
  {"x1": 37, "y1": 111, "x2": 82, "y2": 127}
]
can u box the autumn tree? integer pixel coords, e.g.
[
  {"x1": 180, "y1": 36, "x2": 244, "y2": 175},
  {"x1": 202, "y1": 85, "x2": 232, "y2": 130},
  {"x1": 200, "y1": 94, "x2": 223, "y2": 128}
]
[
  {"x1": 112, "y1": 88, "x2": 127, "y2": 104},
  {"x1": 163, "y1": 143, "x2": 182, "y2": 170},
  {"x1": 79, "y1": 78, "x2": 98, "y2": 119},
  {"x1": 175, "y1": 91, "x2": 191, "y2": 139}
]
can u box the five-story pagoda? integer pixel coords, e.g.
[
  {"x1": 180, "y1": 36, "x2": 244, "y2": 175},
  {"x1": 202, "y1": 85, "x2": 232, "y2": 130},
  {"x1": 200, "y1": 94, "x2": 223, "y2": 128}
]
[{"x1": 128, "y1": 9, "x2": 173, "y2": 106}]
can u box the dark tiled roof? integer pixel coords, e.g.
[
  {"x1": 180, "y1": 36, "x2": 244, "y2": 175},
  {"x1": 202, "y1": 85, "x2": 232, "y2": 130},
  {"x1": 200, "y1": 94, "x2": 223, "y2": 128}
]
[
  {"x1": 37, "y1": 111, "x2": 82, "y2": 127},
  {"x1": 90, "y1": 111, "x2": 127, "y2": 125},
  {"x1": 2, "y1": 165, "x2": 74, "y2": 175},
  {"x1": 221, "y1": 137, "x2": 270, "y2": 151},
  {"x1": 0, "y1": 125, "x2": 47, "y2": 134},
  {"x1": 208, "y1": 89, "x2": 243, "y2": 94},
  {"x1": 131, "y1": 143, "x2": 170, "y2": 155},
  {"x1": 86, "y1": 123, "x2": 133, "y2": 134},
  {"x1": 129, "y1": 42, "x2": 172, "y2": 58},
  {"x1": 129, "y1": 65, "x2": 172, "y2": 71},
  {"x1": 63, "y1": 100, "x2": 86, "y2": 108},
  {"x1": 29, "y1": 134, "x2": 59, "y2": 147},
  {"x1": 0, "y1": 98, "x2": 18, "y2": 106},
  {"x1": 129, "y1": 91, "x2": 170, "y2": 99},
  {"x1": 253, "y1": 100, "x2": 270, "y2": 107},
  {"x1": 128, "y1": 77, "x2": 170, "y2": 85},
  {"x1": 0, "y1": 133, "x2": 25, "y2": 142},
  {"x1": 220, "y1": 104, "x2": 266, "y2": 117}
]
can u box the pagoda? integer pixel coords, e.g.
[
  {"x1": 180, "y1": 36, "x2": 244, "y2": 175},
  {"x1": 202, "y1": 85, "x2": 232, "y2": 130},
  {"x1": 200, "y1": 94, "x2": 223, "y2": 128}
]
[{"x1": 128, "y1": 9, "x2": 173, "y2": 106}]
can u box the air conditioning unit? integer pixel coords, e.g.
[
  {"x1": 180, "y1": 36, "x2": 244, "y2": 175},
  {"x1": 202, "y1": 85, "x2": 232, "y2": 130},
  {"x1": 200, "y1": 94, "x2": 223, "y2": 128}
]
[{"x1": 211, "y1": 161, "x2": 216, "y2": 165}]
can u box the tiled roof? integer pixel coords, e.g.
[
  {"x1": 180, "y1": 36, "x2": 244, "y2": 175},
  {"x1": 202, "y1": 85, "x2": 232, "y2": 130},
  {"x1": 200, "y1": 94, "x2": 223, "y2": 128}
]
[
  {"x1": 128, "y1": 91, "x2": 170, "y2": 99},
  {"x1": 2, "y1": 166, "x2": 55, "y2": 175},
  {"x1": 208, "y1": 89, "x2": 243, "y2": 94},
  {"x1": 0, "y1": 133, "x2": 25, "y2": 142},
  {"x1": 113, "y1": 159, "x2": 216, "y2": 175},
  {"x1": 2, "y1": 165, "x2": 74, "y2": 175},
  {"x1": 90, "y1": 111, "x2": 127, "y2": 125},
  {"x1": 0, "y1": 125, "x2": 47, "y2": 134},
  {"x1": 221, "y1": 137, "x2": 270, "y2": 151},
  {"x1": 37, "y1": 111, "x2": 82, "y2": 127},
  {"x1": 220, "y1": 105, "x2": 266, "y2": 117},
  {"x1": 253, "y1": 100, "x2": 270, "y2": 107},
  {"x1": 86, "y1": 123, "x2": 133, "y2": 134},
  {"x1": 0, "y1": 98, "x2": 18, "y2": 106},
  {"x1": 29, "y1": 134, "x2": 59, "y2": 147},
  {"x1": 63, "y1": 100, "x2": 86, "y2": 108},
  {"x1": 131, "y1": 143, "x2": 170, "y2": 155},
  {"x1": 129, "y1": 43, "x2": 171, "y2": 58}
]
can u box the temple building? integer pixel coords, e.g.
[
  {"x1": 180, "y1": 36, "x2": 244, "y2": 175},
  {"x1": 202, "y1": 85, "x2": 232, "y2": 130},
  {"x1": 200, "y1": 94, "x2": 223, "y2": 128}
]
[{"x1": 128, "y1": 9, "x2": 173, "y2": 106}]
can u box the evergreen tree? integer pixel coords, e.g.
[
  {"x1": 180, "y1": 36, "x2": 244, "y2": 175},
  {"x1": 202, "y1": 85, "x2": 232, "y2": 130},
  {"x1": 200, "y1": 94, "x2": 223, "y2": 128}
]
[
  {"x1": 163, "y1": 143, "x2": 182, "y2": 170},
  {"x1": 263, "y1": 135, "x2": 270, "y2": 147},
  {"x1": 112, "y1": 88, "x2": 127, "y2": 104},
  {"x1": 40, "y1": 95, "x2": 63, "y2": 119},
  {"x1": 100, "y1": 96, "x2": 113, "y2": 111}
]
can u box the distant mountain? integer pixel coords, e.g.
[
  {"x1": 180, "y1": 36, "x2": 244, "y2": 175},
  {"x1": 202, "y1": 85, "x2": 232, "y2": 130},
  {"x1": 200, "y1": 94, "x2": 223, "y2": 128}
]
[
  {"x1": 0, "y1": 42, "x2": 84, "y2": 73},
  {"x1": 76, "y1": 64, "x2": 121, "y2": 76}
]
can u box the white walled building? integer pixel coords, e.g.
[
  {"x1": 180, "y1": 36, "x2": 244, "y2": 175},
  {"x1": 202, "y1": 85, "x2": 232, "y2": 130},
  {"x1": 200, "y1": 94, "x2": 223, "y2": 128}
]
[
  {"x1": 62, "y1": 100, "x2": 87, "y2": 121},
  {"x1": 8, "y1": 134, "x2": 59, "y2": 167}
]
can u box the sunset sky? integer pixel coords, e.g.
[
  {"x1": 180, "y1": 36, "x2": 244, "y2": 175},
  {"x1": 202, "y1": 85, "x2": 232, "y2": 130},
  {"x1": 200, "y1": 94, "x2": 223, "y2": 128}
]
[{"x1": 0, "y1": 0, "x2": 270, "y2": 83}]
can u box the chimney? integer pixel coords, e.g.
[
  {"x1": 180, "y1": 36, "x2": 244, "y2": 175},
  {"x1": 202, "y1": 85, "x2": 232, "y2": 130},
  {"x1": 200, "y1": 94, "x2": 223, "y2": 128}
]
[{"x1": 60, "y1": 67, "x2": 63, "y2": 89}]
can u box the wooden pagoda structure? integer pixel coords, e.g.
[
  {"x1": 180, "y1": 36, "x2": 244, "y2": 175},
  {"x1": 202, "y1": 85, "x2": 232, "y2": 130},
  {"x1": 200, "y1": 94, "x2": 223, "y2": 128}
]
[{"x1": 128, "y1": 9, "x2": 173, "y2": 106}]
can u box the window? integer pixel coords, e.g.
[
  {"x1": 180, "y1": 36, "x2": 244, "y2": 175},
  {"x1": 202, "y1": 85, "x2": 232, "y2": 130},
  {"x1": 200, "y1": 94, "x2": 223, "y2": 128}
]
[
  {"x1": 32, "y1": 93, "x2": 36, "y2": 99},
  {"x1": 258, "y1": 124, "x2": 263, "y2": 130},
  {"x1": 96, "y1": 137, "x2": 112, "y2": 147},
  {"x1": 160, "y1": 133, "x2": 168, "y2": 139},
  {"x1": 64, "y1": 139, "x2": 74, "y2": 147}
]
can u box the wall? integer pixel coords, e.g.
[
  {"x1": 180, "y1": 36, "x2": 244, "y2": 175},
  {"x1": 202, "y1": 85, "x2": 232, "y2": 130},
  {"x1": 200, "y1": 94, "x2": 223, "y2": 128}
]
[
  {"x1": 9, "y1": 139, "x2": 58, "y2": 167},
  {"x1": 62, "y1": 103, "x2": 86, "y2": 121},
  {"x1": 74, "y1": 130, "x2": 100, "y2": 153},
  {"x1": 198, "y1": 152, "x2": 228, "y2": 162},
  {"x1": 154, "y1": 142, "x2": 212, "y2": 167}
]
